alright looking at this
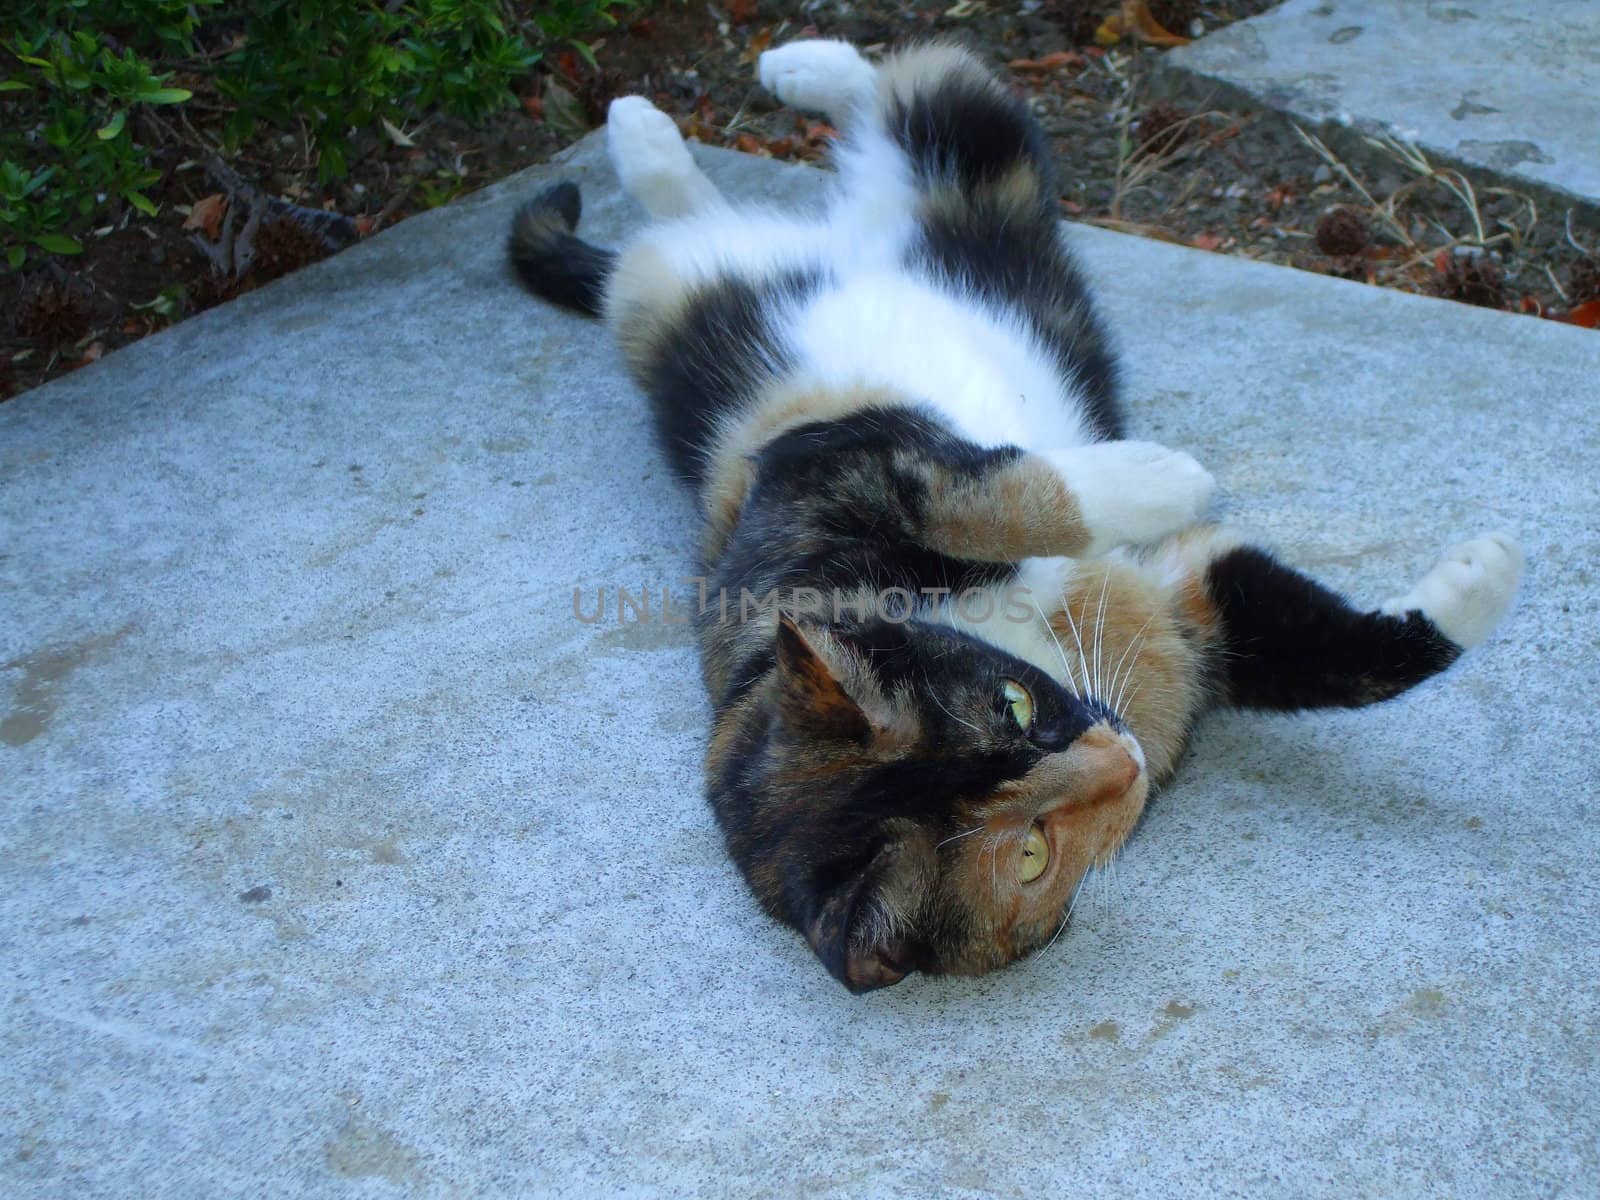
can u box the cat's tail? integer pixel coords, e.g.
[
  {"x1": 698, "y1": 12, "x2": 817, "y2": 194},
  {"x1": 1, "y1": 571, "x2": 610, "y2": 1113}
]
[{"x1": 507, "y1": 181, "x2": 615, "y2": 317}]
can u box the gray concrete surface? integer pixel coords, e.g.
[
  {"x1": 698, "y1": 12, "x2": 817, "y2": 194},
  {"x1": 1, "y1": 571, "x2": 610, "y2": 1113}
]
[
  {"x1": 3, "y1": 131, "x2": 1599, "y2": 1199},
  {"x1": 1161, "y1": 0, "x2": 1600, "y2": 211}
]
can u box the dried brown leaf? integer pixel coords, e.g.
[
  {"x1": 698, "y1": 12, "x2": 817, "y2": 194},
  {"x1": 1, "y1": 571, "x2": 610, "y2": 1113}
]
[
  {"x1": 1007, "y1": 51, "x2": 1085, "y2": 73},
  {"x1": 183, "y1": 193, "x2": 228, "y2": 240},
  {"x1": 1099, "y1": 1, "x2": 1191, "y2": 48},
  {"x1": 741, "y1": 28, "x2": 774, "y2": 65},
  {"x1": 1560, "y1": 299, "x2": 1600, "y2": 329}
]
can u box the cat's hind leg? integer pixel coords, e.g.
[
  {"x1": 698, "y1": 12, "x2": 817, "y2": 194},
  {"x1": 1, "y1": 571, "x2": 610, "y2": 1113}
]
[
  {"x1": 866, "y1": 43, "x2": 1058, "y2": 223},
  {"x1": 755, "y1": 39, "x2": 1057, "y2": 228},
  {"x1": 820, "y1": 41, "x2": 1121, "y2": 435},
  {"x1": 606, "y1": 96, "x2": 724, "y2": 219},
  {"x1": 757, "y1": 39, "x2": 877, "y2": 128},
  {"x1": 1172, "y1": 531, "x2": 1522, "y2": 712}
]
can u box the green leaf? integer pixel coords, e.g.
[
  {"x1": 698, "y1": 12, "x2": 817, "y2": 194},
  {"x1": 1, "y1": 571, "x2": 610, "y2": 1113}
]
[
  {"x1": 140, "y1": 87, "x2": 192, "y2": 104},
  {"x1": 6, "y1": 245, "x2": 25, "y2": 269},
  {"x1": 96, "y1": 110, "x2": 126, "y2": 139},
  {"x1": 0, "y1": 80, "x2": 31, "y2": 92},
  {"x1": 20, "y1": 165, "x2": 54, "y2": 196},
  {"x1": 34, "y1": 233, "x2": 83, "y2": 255},
  {"x1": 16, "y1": 55, "x2": 52, "y2": 68},
  {"x1": 125, "y1": 191, "x2": 157, "y2": 216},
  {"x1": 131, "y1": 283, "x2": 187, "y2": 319}
]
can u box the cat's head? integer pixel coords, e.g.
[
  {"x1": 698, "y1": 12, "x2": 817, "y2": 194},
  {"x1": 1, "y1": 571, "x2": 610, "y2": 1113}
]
[{"x1": 719, "y1": 615, "x2": 1149, "y2": 992}]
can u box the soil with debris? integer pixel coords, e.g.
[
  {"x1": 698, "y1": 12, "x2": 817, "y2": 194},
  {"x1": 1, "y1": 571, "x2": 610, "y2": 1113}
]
[{"x1": 5, "y1": 0, "x2": 1597, "y2": 401}]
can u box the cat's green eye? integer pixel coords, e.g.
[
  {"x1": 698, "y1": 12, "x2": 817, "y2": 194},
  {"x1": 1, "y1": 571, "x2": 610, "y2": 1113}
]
[
  {"x1": 1019, "y1": 823, "x2": 1049, "y2": 883},
  {"x1": 1002, "y1": 679, "x2": 1034, "y2": 733}
]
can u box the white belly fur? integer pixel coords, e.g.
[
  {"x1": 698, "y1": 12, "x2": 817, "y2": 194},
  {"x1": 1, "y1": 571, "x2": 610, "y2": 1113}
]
[{"x1": 791, "y1": 272, "x2": 1093, "y2": 452}]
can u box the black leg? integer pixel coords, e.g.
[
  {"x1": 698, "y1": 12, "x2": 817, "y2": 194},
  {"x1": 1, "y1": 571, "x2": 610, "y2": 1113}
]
[{"x1": 1203, "y1": 546, "x2": 1462, "y2": 712}]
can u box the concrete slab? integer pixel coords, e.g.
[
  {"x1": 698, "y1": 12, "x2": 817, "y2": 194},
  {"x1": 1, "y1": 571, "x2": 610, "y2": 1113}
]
[
  {"x1": 1160, "y1": 0, "x2": 1600, "y2": 212},
  {"x1": 3, "y1": 131, "x2": 1598, "y2": 1198}
]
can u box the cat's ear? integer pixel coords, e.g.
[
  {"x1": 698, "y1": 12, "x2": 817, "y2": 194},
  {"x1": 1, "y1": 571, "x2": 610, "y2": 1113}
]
[
  {"x1": 774, "y1": 615, "x2": 871, "y2": 742},
  {"x1": 805, "y1": 836, "x2": 932, "y2": 993}
]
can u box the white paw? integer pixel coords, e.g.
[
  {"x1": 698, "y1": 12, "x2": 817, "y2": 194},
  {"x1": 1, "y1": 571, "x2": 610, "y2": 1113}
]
[
  {"x1": 758, "y1": 40, "x2": 875, "y2": 120},
  {"x1": 1380, "y1": 532, "x2": 1523, "y2": 649},
  {"x1": 607, "y1": 95, "x2": 693, "y2": 183},
  {"x1": 606, "y1": 96, "x2": 717, "y2": 216},
  {"x1": 1048, "y1": 441, "x2": 1215, "y2": 555}
]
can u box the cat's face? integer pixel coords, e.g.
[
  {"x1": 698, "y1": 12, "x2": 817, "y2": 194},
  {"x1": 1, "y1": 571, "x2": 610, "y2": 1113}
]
[{"x1": 733, "y1": 616, "x2": 1149, "y2": 991}]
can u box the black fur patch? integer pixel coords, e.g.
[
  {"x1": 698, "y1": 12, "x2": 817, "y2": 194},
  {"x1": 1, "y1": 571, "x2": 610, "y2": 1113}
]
[
  {"x1": 706, "y1": 407, "x2": 1023, "y2": 706},
  {"x1": 1205, "y1": 546, "x2": 1462, "y2": 711},
  {"x1": 886, "y1": 75, "x2": 1056, "y2": 199},
  {"x1": 637, "y1": 266, "x2": 831, "y2": 483}
]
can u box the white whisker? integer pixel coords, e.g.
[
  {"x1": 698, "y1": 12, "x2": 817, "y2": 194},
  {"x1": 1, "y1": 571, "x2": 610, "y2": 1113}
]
[
  {"x1": 1034, "y1": 603, "x2": 1078, "y2": 696},
  {"x1": 1092, "y1": 567, "x2": 1111, "y2": 700},
  {"x1": 923, "y1": 666, "x2": 982, "y2": 734},
  {"x1": 1042, "y1": 903, "x2": 1072, "y2": 955},
  {"x1": 1107, "y1": 609, "x2": 1154, "y2": 712},
  {"x1": 937, "y1": 824, "x2": 985, "y2": 850},
  {"x1": 1119, "y1": 679, "x2": 1145, "y2": 716},
  {"x1": 983, "y1": 832, "x2": 1003, "y2": 897},
  {"x1": 1062, "y1": 583, "x2": 1094, "y2": 701},
  {"x1": 1110, "y1": 634, "x2": 1145, "y2": 720},
  {"x1": 1066, "y1": 871, "x2": 1087, "y2": 932}
]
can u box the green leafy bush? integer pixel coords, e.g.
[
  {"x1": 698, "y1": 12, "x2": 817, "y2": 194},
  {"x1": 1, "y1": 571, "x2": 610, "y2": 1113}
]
[
  {"x1": 2, "y1": 0, "x2": 645, "y2": 268},
  {"x1": 2, "y1": 3, "x2": 202, "y2": 267}
]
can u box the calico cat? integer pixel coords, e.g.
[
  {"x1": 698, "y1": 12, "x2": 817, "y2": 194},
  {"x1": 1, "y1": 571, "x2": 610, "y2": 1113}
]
[{"x1": 508, "y1": 40, "x2": 1522, "y2": 992}]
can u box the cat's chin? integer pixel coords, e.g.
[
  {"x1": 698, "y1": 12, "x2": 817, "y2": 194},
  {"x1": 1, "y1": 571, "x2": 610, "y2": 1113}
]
[{"x1": 1120, "y1": 727, "x2": 1148, "y2": 773}]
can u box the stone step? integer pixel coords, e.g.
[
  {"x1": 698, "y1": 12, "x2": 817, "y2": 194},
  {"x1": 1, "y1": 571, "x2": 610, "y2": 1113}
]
[
  {"x1": 2, "y1": 131, "x2": 1595, "y2": 1197},
  {"x1": 1159, "y1": 0, "x2": 1600, "y2": 215}
]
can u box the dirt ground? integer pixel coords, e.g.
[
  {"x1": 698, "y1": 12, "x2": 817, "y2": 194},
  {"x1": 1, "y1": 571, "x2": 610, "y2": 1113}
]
[{"x1": 5, "y1": 0, "x2": 1597, "y2": 401}]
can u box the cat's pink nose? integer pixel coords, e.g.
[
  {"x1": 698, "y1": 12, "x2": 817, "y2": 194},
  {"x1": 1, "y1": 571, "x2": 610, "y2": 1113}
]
[
  {"x1": 1107, "y1": 748, "x2": 1139, "y2": 797},
  {"x1": 1076, "y1": 729, "x2": 1141, "y2": 803}
]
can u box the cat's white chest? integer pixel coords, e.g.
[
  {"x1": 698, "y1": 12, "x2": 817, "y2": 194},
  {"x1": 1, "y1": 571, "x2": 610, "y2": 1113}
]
[{"x1": 790, "y1": 272, "x2": 1093, "y2": 451}]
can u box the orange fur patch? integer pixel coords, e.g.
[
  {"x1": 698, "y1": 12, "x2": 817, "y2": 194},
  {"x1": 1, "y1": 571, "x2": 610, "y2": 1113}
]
[{"x1": 923, "y1": 454, "x2": 1090, "y2": 562}]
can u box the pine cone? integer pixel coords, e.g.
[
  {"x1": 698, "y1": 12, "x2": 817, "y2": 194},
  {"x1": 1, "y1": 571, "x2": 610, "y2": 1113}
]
[
  {"x1": 1314, "y1": 207, "x2": 1371, "y2": 258},
  {"x1": 1138, "y1": 100, "x2": 1192, "y2": 152},
  {"x1": 1429, "y1": 253, "x2": 1505, "y2": 310},
  {"x1": 16, "y1": 279, "x2": 90, "y2": 348}
]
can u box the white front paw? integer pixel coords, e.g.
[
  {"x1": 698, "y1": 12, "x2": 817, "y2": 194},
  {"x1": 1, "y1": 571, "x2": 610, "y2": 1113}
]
[
  {"x1": 606, "y1": 95, "x2": 722, "y2": 217},
  {"x1": 1049, "y1": 441, "x2": 1215, "y2": 554},
  {"x1": 1380, "y1": 532, "x2": 1523, "y2": 648},
  {"x1": 606, "y1": 96, "x2": 693, "y2": 182},
  {"x1": 758, "y1": 40, "x2": 875, "y2": 119}
]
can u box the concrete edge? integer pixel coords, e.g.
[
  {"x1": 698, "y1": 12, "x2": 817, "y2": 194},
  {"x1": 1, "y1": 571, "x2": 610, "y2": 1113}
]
[{"x1": 1151, "y1": 58, "x2": 1600, "y2": 224}]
